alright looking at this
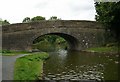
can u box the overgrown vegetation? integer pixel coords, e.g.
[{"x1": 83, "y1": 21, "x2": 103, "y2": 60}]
[
  {"x1": 86, "y1": 44, "x2": 119, "y2": 53},
  {"x1": 14, "y1": 52, "x2": 49, "y2": 80},
  {"x1": 0, "y1": 50, "x2": 29, "y2": 56},
  {"x1": 87, "y1": 46, "x2": 118, "y2": 53}
]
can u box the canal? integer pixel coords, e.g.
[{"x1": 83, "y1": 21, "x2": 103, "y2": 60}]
[{"x1": 43, "y1": 50, "x2": 119, "y2": 81}]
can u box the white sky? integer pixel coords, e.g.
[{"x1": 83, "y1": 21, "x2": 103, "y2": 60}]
[{"x1": 0, "y1": 0, "x2": 96, "y2": 23}]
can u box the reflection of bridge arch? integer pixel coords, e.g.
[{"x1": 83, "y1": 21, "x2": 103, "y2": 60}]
[
  {"x1": 33, "y1": 33, "x2": 79, "y2": 50},
  {"x1": 2, "y1": 20, "x2": 105, "y2": 51}
]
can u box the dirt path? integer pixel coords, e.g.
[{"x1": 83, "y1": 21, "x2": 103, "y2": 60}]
[{"x1": 2, "y1": 54, "x2": 29, "y2": 80}]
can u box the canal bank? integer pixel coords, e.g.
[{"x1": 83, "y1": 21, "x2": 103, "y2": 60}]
[
  {"x1": 14, "y1": 52, "x2": 49, "y2": 80},
  {"x1": 1, "y1": 45, "x2": 119, "y2": 81},
  {"x1": 85, "y1": 46, "x2": 119, "y2": 54}
]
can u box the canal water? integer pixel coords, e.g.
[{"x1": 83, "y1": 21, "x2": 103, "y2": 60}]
[{"x1": 43, "y1": 50, "x2": 119, "y2": 81}]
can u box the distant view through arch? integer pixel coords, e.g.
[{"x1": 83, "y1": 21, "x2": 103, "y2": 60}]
[{"x1": 32, "y1": 33, "x2": 79, "y2": 52}]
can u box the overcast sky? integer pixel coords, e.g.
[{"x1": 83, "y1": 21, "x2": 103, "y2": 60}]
[{"x1": 0, "y1": 0, "x2": 96, "y2": 23}]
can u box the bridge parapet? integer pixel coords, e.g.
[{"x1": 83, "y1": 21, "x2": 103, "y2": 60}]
[{"x1": 2, "y1": 20, "x2": 103, "y2": 33}]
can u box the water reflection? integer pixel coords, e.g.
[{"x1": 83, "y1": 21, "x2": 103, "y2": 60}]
[
  {"x1": 57, "y1": 49, "x2": 67, "y2": 59},
  {"x1": 43, "y1": 50, "x2": 119, "y2": 81}
]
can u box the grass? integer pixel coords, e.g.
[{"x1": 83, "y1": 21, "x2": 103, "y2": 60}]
[
  {"x1": 14, "y1": 52, "x2": 49, "y2": 80},
  {"x1": 0, "y1": 50, "x2": 29, "y2": 56},
  {"x1": 86, "y1": 46, "x2": 119, "y2": 53}
]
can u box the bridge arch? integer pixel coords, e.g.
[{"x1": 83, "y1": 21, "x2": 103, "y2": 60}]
[
  {"x1": 2, "y1": 20, "x2": 105, "y2": 51},
  {"x1": 32, "y1": 32, "x2": 79, "y2": 51}
]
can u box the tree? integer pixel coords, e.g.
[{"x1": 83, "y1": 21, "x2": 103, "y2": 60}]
[
  {"x1": 0, "y1": 19, "x2": 10, "y2": 25},
  {"x1": 31, "y1": 16, "x2": 46, "y2": 22},
  {"x1": 22, "y1": 17, "x2": 31, "y2": 23},
  {"x1": 49, "y1": 16, "x2": 61, "y2": 20},
  {"x1": 95, "y1": 2, "x2": 120, "y2": 42}
]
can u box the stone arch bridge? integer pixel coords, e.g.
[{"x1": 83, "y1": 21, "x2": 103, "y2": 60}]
[{"x1": 2, "y1": 20, "x2": 105, "y2": 51}]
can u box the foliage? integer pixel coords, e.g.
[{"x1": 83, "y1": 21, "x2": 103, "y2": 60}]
[
  {"x1": 0, "y1": 18, "x2": 10, "y2": 25},
  {"x1": 33, "y1": 35, "x2": 66, "y2": 44},
  {"x1": 31, "y1": 16, "x2": 46, "y2": 22},
  {"x1": 1, "y1": 50, "x2": 29, "y2": 56},
  {"x1": 33, "y1": 41, "x2": 55, "y2": 51},
  {"x1": 32, "y1": 35, "x2": 68, "y2": 51},
  {"x1": 14, "y1": 52, "x2": 49, "y2": 80},
  {"x1": 1, "y1": 50, "x2": 11, "y2": 53},
  {"x1": 49, "y1": 16, "x2": 61, "y2": 20},
  {"x1": 87, "y1": 46, "x2": 119, "y2": 53},
  {"x1": 95, "y1": 2, "x2": 120, "y2": 41},
  {"x1": 22, "y1": 16, "x2": 46, "y2": 23},
  {"x1": 45, "y1": 35, "x2": 58, "y2": 44},
  {"x1": 22, "y1": 17, "x2": 31, "y2": 23}
]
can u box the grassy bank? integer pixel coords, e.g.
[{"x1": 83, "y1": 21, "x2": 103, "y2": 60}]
[
  {"x1": 86, "y1": 46, "x2": 119, "y2": 53},
  {"x1": 0, "y1": 50, "x2": 29, "y2": 56},
  {"x1": 14, "y1": 52, "x2": 49, "y2": 80}
]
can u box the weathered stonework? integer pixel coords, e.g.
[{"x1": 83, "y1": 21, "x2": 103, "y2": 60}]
[{"x1": 2, "y1": 20, "x2": 105, "y2": 51}]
